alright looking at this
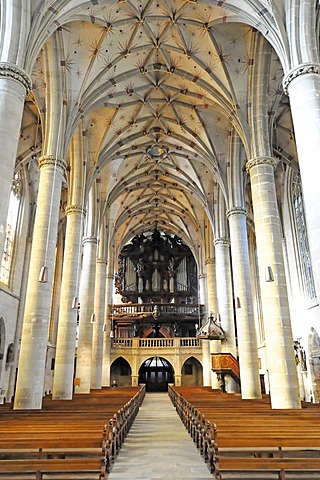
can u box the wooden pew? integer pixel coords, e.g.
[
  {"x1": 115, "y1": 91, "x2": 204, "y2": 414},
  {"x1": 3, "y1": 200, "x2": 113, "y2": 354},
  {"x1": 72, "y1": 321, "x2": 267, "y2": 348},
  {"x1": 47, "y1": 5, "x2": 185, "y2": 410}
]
[
  {"x1": 0, "y1": 385, "x2": 145, "y2": 479},
  {"x1": 169, "y1": 385, "x2": 320, "y2": 479}
]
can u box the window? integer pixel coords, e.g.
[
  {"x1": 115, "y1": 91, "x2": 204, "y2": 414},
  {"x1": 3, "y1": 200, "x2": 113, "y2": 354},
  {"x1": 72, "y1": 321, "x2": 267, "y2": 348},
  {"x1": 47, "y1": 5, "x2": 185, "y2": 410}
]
[
  {"x1": 292, "y1": 173, "x2": 316, "y2": 301},
  {"x1": 0, "y1": 173, "x2": 21, "y2": 286}
]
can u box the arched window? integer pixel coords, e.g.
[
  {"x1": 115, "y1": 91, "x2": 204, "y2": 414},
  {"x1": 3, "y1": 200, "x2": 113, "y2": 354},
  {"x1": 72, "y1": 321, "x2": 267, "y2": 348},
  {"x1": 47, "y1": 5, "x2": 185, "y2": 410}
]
[
  {"x1": 292, "y1": 173, "x2": 316, "y2": 301},
  {"x1": 0, "y1": 172, "x2": 21, "y2": 286}
]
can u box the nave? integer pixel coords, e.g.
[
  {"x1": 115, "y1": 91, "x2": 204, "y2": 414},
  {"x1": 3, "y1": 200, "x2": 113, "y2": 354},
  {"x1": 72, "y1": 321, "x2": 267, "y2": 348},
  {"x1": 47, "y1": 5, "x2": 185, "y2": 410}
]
[{"x1": 1, "y1": 386, "x2": 320, "y2": 479}]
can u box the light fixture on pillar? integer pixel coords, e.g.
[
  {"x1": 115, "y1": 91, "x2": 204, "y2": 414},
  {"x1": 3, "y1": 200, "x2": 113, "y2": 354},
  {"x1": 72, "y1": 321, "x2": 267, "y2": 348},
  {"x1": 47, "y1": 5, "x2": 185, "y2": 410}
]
[
  {"x1": 265, "y1": 266, "x2": 274, "y2": 282},
  {"x1": 39, "y1": 266, "x2": 48, "y2": 283},
  {"x1": 72, "y1": 296, "x2": 78, "y2": 309},
  {"x1": 90, "y1": 313, "x2": 96, "y2": 323},
  {"x1": 236, "y1": 297, "x2": 241, "y2": 309}
]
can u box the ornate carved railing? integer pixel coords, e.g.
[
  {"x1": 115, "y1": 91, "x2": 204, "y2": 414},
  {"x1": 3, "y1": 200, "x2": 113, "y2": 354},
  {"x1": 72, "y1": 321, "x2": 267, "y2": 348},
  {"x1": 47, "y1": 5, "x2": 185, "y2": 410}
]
[{"x1": 110, "y1": 303, "x2": 202, "y2": 317}]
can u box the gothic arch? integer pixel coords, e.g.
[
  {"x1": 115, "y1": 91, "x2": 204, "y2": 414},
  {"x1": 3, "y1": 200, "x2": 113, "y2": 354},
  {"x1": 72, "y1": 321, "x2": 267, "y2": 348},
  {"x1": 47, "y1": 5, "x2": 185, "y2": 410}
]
[
  {"x1": 181, "y1": 356, "x2": 203, "y2": 386},
  {"x1": 110, "y1": 356, "x2": 132, "y2": 387}
]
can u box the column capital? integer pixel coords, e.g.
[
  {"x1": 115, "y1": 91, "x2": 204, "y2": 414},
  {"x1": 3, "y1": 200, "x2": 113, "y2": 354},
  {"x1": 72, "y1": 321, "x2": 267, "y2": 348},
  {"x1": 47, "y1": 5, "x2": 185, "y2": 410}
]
[
  {"x1": 214, "y1": 237, "x2": 230, "y2": 247},
  {"x1": 283, "y1": 62, "x2": 320, "y2": 95},
  {"x1": 65, "y1": 204, "x2": 86, "y2": 216},
  {"x1": 227, "y1": 207, "x2": 247, "y2": 219},
  {"x1": 0, "y1": 62, "x2": 31, "y2": 93},
  {"x1": 39, "y1": 155, "x2": 67, "y2": 173},
  {"x1": 97, "y1": 257, "x2": 107, "y2": 264},
  {"x1": 246, "y1": 156, "x2": 276, "y2": 173},
  {"x1": 82, "y1": 236, "x2": 97, "y2": 246},
  {"x1": 205, "y1": 257, "x2": 215, "y2": 266},
  {"x1": 198, "y1": 273, "x2": 207, "y2": 279}
]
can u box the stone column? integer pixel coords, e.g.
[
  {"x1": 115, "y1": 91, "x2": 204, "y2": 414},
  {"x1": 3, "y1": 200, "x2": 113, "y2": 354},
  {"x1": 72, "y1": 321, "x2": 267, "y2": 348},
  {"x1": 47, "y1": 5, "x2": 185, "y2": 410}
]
[
  {"x1": 199, "y1": 273, "x2": 211, "y2": 386},
  {"x1": 205, "y1": 257, "x2": 221, "y2": 389},
  {"x1": 214, "y1": 237, "x2": 238, "y2": 393},
  {"x1": 52, "y1": 205, "x2": 85, "y2": 400},
  {"x1": 214, "y1": 238, "x2": 237, "y2": 357},
  {"x1": 74, "y1": 236, "x2": 97, "y2": 393},
  {"x1": 14, "y1": 155, "x2": 66, "y2": 409},
  {"x1": 91, "y1": 257, "x2": 107, "y2": 389},
  {"x1": 102, "y1": 273, "x2": 113, "y2": 386},
  {"x1": 246, "y1": 156, "x2": 300, "y2": 409},
  {"x1": 283, "y1": 64, "x2": 320, "y2": 298},
  {"x1": 0, "y1": 64, "x2": 30, "y2": 257},
  {"x1": 227, "y1": 207, "x2": 261, "y2": 399}
]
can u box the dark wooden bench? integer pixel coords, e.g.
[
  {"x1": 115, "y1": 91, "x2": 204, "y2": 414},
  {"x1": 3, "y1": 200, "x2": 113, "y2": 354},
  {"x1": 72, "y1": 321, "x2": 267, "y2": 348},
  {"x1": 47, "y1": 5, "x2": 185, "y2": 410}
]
[
  {"x1": 0, "y1": 385, "x2": 145, "y2": 479},
  {"x1": 169, "y1": 385, "x2": 320, "y2": 479}
]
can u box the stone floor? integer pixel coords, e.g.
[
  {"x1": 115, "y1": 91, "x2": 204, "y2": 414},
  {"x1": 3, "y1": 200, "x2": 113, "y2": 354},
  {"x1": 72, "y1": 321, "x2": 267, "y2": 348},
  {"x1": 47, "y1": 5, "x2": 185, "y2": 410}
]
[{"x1": 107, "y1": 392, "x2": 214, "y2": 480}]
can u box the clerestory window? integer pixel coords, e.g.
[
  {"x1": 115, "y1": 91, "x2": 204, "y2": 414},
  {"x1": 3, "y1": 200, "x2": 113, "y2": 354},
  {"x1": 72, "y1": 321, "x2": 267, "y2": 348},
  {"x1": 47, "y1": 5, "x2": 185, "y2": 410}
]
[
  {"x1": 0, "y1": 172, "x2": 21, "y2": 286},
  {"x1": 292, "y1": 173, "x2": 316, "y2": 301}
]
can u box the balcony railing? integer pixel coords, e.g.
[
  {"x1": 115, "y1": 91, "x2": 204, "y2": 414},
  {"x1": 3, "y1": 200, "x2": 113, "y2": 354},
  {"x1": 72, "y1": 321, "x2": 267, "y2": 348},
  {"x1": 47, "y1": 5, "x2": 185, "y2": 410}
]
[
  {"x1": 112, "y1": 337, "x2": 201, "y2": 349},
  {"x1": 110, "y1": 303, "x2": 202, "y2": 317}
]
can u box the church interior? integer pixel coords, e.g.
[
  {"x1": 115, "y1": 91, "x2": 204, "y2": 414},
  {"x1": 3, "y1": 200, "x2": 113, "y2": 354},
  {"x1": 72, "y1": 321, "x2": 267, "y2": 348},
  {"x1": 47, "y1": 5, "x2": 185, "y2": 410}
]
[{"x1": 1, "y1": 0, "x2": 320, "y2": 478}]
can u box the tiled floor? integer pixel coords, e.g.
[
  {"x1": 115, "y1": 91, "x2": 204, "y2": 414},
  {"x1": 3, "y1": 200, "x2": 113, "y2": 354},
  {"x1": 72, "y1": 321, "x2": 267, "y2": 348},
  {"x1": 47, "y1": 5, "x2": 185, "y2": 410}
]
[{"x1": 107, "y1": 392, "x2": 214, "y2": 480}]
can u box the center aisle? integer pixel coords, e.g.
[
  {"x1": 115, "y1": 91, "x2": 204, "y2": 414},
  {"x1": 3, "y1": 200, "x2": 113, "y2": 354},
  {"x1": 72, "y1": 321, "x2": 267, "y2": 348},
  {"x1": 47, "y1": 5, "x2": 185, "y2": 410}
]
[{"x1": 107, "y1": 392, "x2": 213, "y2": 480}]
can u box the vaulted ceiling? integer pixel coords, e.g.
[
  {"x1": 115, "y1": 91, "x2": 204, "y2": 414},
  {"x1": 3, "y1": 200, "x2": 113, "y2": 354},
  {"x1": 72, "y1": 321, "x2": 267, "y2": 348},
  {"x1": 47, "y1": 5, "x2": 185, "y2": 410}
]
[{"x1": 17, "y1": 0, "x2": 299, "y2": 259}]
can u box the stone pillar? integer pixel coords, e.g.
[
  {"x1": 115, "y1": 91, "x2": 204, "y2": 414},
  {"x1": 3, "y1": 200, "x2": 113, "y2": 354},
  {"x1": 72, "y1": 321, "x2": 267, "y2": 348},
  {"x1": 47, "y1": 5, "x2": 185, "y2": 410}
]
[
  {"x1": 246, "y1": 156, "x2": 300, "y2": 409},
  {"x1": 102, "y1": 273, "x2": 113, "y2": 387},
  {"x1": 199, "y1": 273, "x2": 211, "y2": 386},
  {"x1": 205, "y1": 257, "x2": 221, "y2": 389},
  {"x1": 14, "y1": 155, "x2": 66, "y2": 409},
  {"x1": 283, "y1": 64, "x2": 320, "y2": 298},
  {"x1": 214, "y1": 237, "x2": 238, "y2": 393},
  {"x1": 91, "y1": 257, "x2": 107, "y2": 389},
  {"x1": 214, "y1": 238, "x2": 237, "y2": 357},
  {"x1": 74, "y1": 236, "x2": 97, "y2": 393},
  {"x1": 52, "y1": 205, "x2": 85, "y2": 400},
  {"x1": 198, "y1": 273, "x2": 207, "y2": 306},
  {"x1": 227, "y1": 207, "x2": 261, "y2": 399},
  {"x1": 0, "y1": 64, "x2": 30, "y2": 257}
]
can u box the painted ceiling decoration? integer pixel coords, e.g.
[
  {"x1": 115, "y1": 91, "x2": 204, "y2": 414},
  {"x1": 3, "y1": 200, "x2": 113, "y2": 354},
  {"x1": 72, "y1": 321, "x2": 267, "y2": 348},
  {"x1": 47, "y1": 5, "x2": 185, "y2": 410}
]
[{"x1": 18, "y1": 0, "x2": 302, "y2": 258}]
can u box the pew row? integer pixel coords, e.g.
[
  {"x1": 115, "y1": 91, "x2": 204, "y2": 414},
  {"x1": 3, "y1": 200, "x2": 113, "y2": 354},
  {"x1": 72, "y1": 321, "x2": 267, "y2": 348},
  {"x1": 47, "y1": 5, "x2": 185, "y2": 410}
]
[
  {"x1": 0, "y1": 385, "x2": 145, "y2": 479},
  {"x1": 169, "y1": 385, "x2": 320, "y2": 479}
]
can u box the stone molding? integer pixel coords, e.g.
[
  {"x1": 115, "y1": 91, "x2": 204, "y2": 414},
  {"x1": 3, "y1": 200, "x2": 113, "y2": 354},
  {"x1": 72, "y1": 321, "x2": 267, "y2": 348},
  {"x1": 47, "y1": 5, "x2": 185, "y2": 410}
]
[
  {"x1": 0, "y1": 62, "x2": 31, "y2": 93},
  {"x1": 65, "y1": 204, "x2": 86, "y2": 216},
  {"x1": 283, "y1": 63, "x2": 320, "y2": 95},
  {"x1": 246, "y1": 156, "x2": 276, "y2": 173},
  {"x1": 205, "y1": 258, "x2": 215, "y2": 266},
  {"x1": 106, "y1": 274, "x2": 114, "y2": 280},
  {"x1": 227, "y1": 206, "x2": 247, "y2": 219},
  {"x1": 39, "y1": 155, "x2": 67, "y2": 172},
  {"x1": 214, "y1": 237, "x2": 230, "y2": 247},
  {"x1": 82, "y1": 236, "x2": 97, "y2": 245},
  {"x1": 97, "y1": 257, "x2": 107, "y2": 264}
]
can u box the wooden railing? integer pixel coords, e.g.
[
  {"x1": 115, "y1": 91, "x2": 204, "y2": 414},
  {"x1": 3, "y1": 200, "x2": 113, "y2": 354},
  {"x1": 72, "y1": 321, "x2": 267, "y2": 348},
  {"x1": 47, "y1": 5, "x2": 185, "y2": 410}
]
[{"x1": 111, "y1": 303, "x2": 202, "y2": 317}]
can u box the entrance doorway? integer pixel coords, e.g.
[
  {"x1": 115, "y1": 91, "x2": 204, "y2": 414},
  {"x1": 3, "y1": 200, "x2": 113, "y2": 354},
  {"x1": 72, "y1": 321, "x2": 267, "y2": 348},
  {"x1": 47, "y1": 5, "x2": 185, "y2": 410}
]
[{"x1": 138, "y1": 357, "x2": 174, "y2": 392}]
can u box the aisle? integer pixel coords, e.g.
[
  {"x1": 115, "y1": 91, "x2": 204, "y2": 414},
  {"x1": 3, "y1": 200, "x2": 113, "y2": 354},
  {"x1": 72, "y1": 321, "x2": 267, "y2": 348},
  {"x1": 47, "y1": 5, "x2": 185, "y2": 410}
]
[{"x1": 107, "y1": 392, "x2": 213, "y2": 480}]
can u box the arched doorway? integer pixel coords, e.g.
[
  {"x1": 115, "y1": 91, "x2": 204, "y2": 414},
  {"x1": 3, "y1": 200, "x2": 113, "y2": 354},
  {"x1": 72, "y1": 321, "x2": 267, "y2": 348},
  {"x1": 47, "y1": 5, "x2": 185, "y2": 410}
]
[
  {"x1": 110, "y1": 357, "x2": 132, "y2": 387},
  {"x1": 139, "y1": 357, "x2": 174, "y2": 392},
  {"x1": 181, "y1": 357, "x2": 203, "y2": 386}
]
